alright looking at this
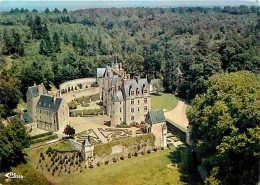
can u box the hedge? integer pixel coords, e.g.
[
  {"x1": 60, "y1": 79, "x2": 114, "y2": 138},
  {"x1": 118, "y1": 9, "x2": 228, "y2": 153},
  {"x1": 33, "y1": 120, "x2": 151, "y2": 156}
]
[
  {"x1": 30, "y1": 134, "x2": 58, "y2": 144},
  {"x1": 29, "y1": 131, "x2": 52, "y2": 140},
  {"x1": 94, "y1": 133, "x2": 155, "y2": 156},
  {"x1": 70, "y1": 107, "x2": 106, "y2": 117}
]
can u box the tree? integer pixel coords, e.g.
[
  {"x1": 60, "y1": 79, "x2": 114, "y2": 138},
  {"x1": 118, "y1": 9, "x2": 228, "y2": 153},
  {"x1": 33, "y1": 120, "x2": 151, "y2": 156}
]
[
  {"x1": 39, "y1": 26, "x2": 53, "y2": 56},
  {"x1": 188, "y1": 71, "x2": 260, "y2": 185},
  {"x1": 0, "y1": 75, "x2": 21, "y2": 118},
  {"x1": 63, "y1": 33, "x2": 70, "y2": 45},
  {"x1": 44, "y1": 8, "x2": 50, "y2": 14},
  {"x1": 53, "y1": 32, "x2": 61, "y2": 53},
  {"x1": 0, "y1": 120, "x2": 30, "y2": 171},
  {"x1": 62, "y1": 8, "x2": 68, "y2": 14},
  {"x1": 63, "y1": 125, "x2": 75, "y2": 137},
  {"x1": 31, "y1": 16, "x2": 43, "y2": 39},
  {"x1": 53, "y1": 8, "x2": 60, "y2": 13}
]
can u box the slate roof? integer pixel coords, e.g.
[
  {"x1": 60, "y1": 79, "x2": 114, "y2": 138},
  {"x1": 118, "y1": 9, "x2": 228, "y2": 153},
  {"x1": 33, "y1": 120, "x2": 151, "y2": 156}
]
[
  {"x1": 123, "y1": 78, "x2": 148, "y2": 98},
  {"x1": 148, "y1": 110, "x2": 166, "y2": 124},
  {"x1": 112, "y1": 90, "x2": 124, "y2": 102},
  {"x1": 28, "y1": 85, "x2": 47, "y2": 97},
  {"x1": 8, "y1": 113, "x2": 33, "y2": 125},
  {"x1": 97, "y1": 68, "x2": 106, "y2": 78},
  {"x1": 37, "y1": 95, "x2": 62, "y2": 111}
]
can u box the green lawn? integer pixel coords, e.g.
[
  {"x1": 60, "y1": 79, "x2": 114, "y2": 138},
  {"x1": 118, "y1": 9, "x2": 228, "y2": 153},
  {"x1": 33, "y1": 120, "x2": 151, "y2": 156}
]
[
  {"x1": 10, "y1": 146, "x2": 186, "y2": 185},
  {"x1": 47, "y1": 149, "x2": 185, "y2": 185},
  {"x1": 151, "y1": 93, "x2": 178, "y2": 112}
]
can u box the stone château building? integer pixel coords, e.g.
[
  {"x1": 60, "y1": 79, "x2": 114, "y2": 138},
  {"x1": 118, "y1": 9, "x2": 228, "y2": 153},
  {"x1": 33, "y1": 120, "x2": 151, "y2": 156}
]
[
  {"x1": 26, "y1": 83, "x2": 47, "y2": 121},
  {"x1": 27, "y1": 84, "x2": 69, "y2": 132},
  {"x1": 97, "y1": 62, "x2": 151, "y2": 126}
]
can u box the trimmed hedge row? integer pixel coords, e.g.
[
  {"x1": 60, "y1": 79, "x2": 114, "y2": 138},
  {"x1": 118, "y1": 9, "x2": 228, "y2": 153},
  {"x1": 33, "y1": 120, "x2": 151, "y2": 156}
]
[
  {"x1": 29, "y1": 131, "x2": 52, "y2": 140},
  {"x1": 30, "y1": 134, "x2": 58, "y2": 144},
  {"x1": 70, "y1": 107, "x2": 106, "y2": 117},
  {"x1": 94, "y1": 133, "x2": 155, "y2": 156}
]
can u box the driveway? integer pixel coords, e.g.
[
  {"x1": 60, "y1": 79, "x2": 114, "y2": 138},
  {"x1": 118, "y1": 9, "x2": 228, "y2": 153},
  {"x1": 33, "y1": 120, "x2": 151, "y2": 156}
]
[{"x1": 164, "y1": 99, "x2": 189, "y2": 129}]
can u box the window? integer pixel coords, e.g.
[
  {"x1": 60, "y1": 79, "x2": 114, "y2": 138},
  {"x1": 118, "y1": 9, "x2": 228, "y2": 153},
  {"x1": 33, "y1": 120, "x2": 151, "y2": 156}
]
[
  {"x1": 144, "y1": 89, "x2": 147, "y2": 94},
  {"x1": 138, "y1": 107, "x2": 140, "y2": 112},
  {"x1": 120, "y1": 108, "x2": 122, "y2": 112},
  {"x1": 131, "y1": 91, "x2": 134, "y2": 96},
  {"x1": 131, "y1": 108, "x2": 135, "y2": 113},
  {"x1": 120, "y1": 118, "x2": 122, "y2": 121},
  {"x1": 131, "y1": 99, "x2": 134, "y2": 105},
  {"x1": 131, "y1": 115, "x2": 135, "y2": 120},
  {"x1": 144, "y1": 98, "x2": 147, "y2": 104},
  {"x1": 138, "y1": 100, "x2": 140, "y2": 104},
  {"x1": 144, "y1": 106, "x2": 148, "y2": 111}
]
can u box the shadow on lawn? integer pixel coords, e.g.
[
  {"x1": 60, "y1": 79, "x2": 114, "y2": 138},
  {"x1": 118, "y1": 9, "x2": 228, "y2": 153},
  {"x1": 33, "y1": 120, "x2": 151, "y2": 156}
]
[{"x1": 168, "y1": 146, "x2": 203, "y2": 185}]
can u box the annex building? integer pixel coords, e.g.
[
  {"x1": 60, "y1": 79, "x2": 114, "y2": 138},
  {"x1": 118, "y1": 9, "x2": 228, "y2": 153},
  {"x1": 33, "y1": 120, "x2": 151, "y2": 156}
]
[
  {"x1": 26, "y1": 83, "x2": 69, "y2": 132},
  {"x1": 97, "y1": 62, "x2": 151, "y2": 126}
]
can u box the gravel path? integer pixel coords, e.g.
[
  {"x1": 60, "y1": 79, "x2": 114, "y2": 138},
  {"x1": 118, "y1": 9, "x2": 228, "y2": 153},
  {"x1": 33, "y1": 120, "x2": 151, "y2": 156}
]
[{"x1": 164, "y1": 99, "x2": 189, "y2": 129}]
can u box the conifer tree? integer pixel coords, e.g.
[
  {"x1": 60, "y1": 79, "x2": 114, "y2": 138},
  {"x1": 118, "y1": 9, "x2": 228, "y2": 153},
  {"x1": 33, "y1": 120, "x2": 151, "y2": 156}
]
[{"x1": 53, "y1": 32, "x2": 61, "y2": 53}]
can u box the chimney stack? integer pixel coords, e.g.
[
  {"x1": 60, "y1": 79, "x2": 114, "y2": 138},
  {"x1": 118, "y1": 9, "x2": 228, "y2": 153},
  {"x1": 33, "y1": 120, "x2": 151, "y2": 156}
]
[
  {"x1": 119, "y1": 63, "x2": 122, "y2": 70},
  {"x1": 19, "y1": 113, "x2": 24, "y2": 121},
  {"x1": 123, "y1": 79, "x2": 127, "y2": 87},
  {"x1": 135, "y1": 76, "x2": 139, "y2": 84},
  {"x1": 53, "y1": 94, "x2": 57, "y2": 103},
  {"x1": 108, "y1": 72, "x2": 111, "y2": 87},
  {"x1": 38, "y1": 84, "x2": 43, "y2": 95},
  {"x1": 127, "y1": 74, "x2": 130, "y2": 80},
  {"x1": 115, "y1": 83, "x2": 118, "y2": 92}
]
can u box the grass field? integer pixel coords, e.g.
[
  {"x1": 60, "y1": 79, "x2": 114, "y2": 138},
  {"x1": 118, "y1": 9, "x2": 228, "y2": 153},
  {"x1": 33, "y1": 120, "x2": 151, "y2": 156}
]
[
  {"x1": 45, "y1": 149, "x2": 185, "y2": 185},
  {"x1": 151, "y1": 93, "x2": 178, "y2": 112},
  {"x1": 10, "y1": 146, "x2": 187, "y2": 185}
]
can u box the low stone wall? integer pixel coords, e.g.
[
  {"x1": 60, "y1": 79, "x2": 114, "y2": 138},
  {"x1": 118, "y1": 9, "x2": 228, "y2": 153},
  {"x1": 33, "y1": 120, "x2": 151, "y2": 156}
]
[
  {"x1": 68, "y1": 139, "x2": 82, "y2": 151},
  {"x1": 60, "y1": 78, "x2": 96, "y2": 92},
  {"x1": 61, "y1": 87, "x2": 99, "y2": 103},
  {"x1": 88, "y1": 134, "x2": 156, "y2": 166}
]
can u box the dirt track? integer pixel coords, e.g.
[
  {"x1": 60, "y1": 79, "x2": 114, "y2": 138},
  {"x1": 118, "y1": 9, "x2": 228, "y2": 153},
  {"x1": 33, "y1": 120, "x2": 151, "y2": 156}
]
[{"x1": 164, "y1": 99, "x2": 189, "y2": 129}]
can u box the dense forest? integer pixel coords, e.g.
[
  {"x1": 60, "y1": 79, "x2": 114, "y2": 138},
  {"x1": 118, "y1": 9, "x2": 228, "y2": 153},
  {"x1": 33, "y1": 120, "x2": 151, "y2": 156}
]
[
  {"x1": 0, "y1": 6, "x2": 259, "y2": 185},
  {"x1": 0, "y1": 6, "x2": 259, "y2": 118}
]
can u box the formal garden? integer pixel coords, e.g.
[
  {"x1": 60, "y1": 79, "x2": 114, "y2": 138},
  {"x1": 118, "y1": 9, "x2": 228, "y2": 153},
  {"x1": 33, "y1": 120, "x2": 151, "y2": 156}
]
[
  {"x1": 98, "y1": 128, "x2": 133, "y2": 142},
  {"x1": 75, "y1": 129, "x2": 102, "y2": 145}
]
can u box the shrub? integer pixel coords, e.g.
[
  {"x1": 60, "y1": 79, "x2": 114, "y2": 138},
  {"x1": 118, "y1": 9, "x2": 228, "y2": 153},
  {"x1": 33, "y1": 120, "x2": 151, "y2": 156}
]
[
  {"x1": 30, "y1": 134, "x2": 58, "y2": 144},
  {"x1": 113, "y1": 158, "x2": 117, "y2": 162},
  {"x1": 30, "y1": 131, "x2": 52, "y2": 140},
  {"x1": 53, "y1": 169, "x2": 55, "y2": 173},
  {"x1": 134, "y1": 152, "x2": 138, "y2": 157},
  {"x1": 141, "y1": 151, "x2": 144, "y2": 155},
  {"x1": 105, "y1": 161, "x2": 109, "y2": 165},
  {"x1": 128, "y1": 153, "x2": 132, "y2": 158},
  {"x1": 55, "y1": 166, "x2": 58, "y2": 170},
  {"x1": 42, "y1": 155, "x2": 45, "y2": 160},
  {"x1": 120, "y1": 156, "x2": 124, "y2": 160},
  {"x1": 153, "y1": 148, "x2": 157, "y2": 152},
  {"x1": 48, "y1": 168, "x2": 50, "y2": 172},
  {"x1": 97, "y1": 162, "x2": 101, "y2": 166},
  {"x1": 48, "y1": 153, "x2": 51, "y2": 157}
]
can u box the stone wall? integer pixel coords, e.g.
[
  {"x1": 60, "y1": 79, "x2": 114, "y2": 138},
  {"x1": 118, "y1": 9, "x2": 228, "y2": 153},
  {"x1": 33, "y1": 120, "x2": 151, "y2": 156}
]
[
  {"x1": 59, "y1": 78, "x2": 96, "y2": 94},
  {"x1": 91, "y1": 140, "x2": 154, "y2": 166}
]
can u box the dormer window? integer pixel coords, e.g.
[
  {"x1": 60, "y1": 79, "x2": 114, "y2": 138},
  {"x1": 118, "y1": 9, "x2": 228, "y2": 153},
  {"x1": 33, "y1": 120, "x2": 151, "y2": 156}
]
[
  {"x1": 144, "y1": 89, "x2": 147, "y2": 94},
  {"x1": 131, "y1": 91, "x2": 134, "y2": 96}
]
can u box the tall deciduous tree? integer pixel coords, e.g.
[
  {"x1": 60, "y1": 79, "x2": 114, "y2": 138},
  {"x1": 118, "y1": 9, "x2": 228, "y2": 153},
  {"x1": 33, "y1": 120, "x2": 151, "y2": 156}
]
[
  {"x1": 0, "y1": 75, "x2": 21, "y2": 118},
  {"x1": 0, "y1": 120, "x2": 30, "y2": 171},
  {"x1": 188, "y1": 71, "x2": 260, "y2": 185}
]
